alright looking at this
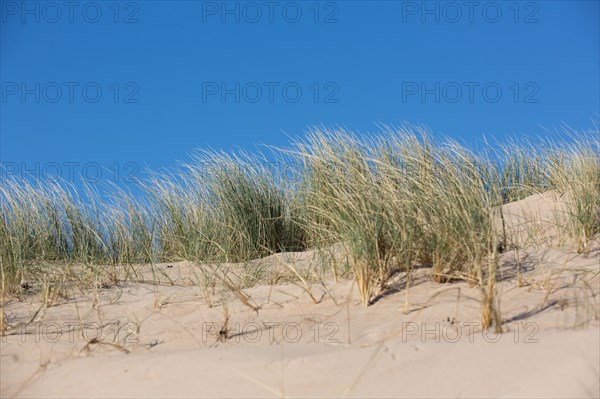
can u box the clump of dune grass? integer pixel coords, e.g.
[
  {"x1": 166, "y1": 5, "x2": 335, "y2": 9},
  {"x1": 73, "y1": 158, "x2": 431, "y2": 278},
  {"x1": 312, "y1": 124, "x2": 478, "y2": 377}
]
[
  {"x1": 495, "y1": 131, "x2": 599, "y2": 253},
  {"x1": 291, "y1": 130, "x2": 394, "y2": 303},
  {"x1": 145, "y1": 149, "x2": 307, "y2": 264},
  {"x1": 546, "y1": 132, "x2": 600, "y2": 254},
  {"x1": 290, "y1": 127, "x2": 505, "y2": 317},
  {"x1": 0, "y1": 176, "x2": 155, "y2": 300}
]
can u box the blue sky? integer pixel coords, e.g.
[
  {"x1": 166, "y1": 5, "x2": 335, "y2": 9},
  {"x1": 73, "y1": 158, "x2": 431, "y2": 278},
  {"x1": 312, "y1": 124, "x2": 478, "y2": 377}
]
[{"x1": 1, "y1": 0, "x2": 599, "y2": 185}]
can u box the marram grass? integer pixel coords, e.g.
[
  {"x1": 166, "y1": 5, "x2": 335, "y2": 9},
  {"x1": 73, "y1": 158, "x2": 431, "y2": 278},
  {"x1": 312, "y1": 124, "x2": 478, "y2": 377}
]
[{"x1": 1, "y1": 126, "x2": 598, "y2": 329}]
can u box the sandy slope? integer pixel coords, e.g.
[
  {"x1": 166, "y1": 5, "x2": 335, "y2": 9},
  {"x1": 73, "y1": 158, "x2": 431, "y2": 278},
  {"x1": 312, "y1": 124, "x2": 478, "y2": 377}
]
[{"x1": 1, "y1": 193, "x2": 599, "y2": 398}]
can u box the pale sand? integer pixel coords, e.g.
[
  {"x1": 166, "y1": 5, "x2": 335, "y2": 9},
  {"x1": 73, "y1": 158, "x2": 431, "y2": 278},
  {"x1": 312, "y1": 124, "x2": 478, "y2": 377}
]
[{"x1": 1, "y1": 192, "x2": 599, "y2": 398}]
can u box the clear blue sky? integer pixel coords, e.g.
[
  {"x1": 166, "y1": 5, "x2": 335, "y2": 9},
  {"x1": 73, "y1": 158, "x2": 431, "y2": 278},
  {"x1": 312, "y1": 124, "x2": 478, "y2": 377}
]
[{"x1": 1, "y1": 0, "x2": 599, "y2": 184}]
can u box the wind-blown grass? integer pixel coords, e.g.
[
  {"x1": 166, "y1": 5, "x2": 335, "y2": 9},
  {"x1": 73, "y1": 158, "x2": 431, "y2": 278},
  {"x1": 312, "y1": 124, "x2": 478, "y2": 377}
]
[
  {"x1": 1, "y1": 125, "x2": 598, "y2": 331},
  {"x1": 145, "y1": 149, "x2": 307, "y2": 263},
  {"x1": 291, "y1": 128, "x2": 505, "y2": 315}
]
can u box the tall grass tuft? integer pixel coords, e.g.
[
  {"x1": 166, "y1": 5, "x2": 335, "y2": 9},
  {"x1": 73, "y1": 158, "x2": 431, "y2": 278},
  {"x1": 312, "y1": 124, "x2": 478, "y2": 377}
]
[
  {"x1": 546, "y1": 132, "x2": 600, "y2": 254},
  {"x1": 145, "y1": 149, "x2": 307, "y2": 263},
  {"x1": 0, "y1": 176, "x2": 156, "y2": 297},
  {"x1": 291, "y1": 126, "x2": 507, "y2": 313}
]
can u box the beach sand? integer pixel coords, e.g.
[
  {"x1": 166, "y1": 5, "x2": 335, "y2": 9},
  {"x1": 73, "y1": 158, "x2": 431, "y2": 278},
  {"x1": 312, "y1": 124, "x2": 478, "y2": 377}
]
[{"x1": 2, "y1": 193, "x2": 599, "y2": 398}]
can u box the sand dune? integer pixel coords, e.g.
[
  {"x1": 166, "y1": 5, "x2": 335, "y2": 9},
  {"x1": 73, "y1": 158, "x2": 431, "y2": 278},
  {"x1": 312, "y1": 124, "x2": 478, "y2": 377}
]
[{"x1": 1, "y1": 193, "x2": 599, "y2": 398}]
